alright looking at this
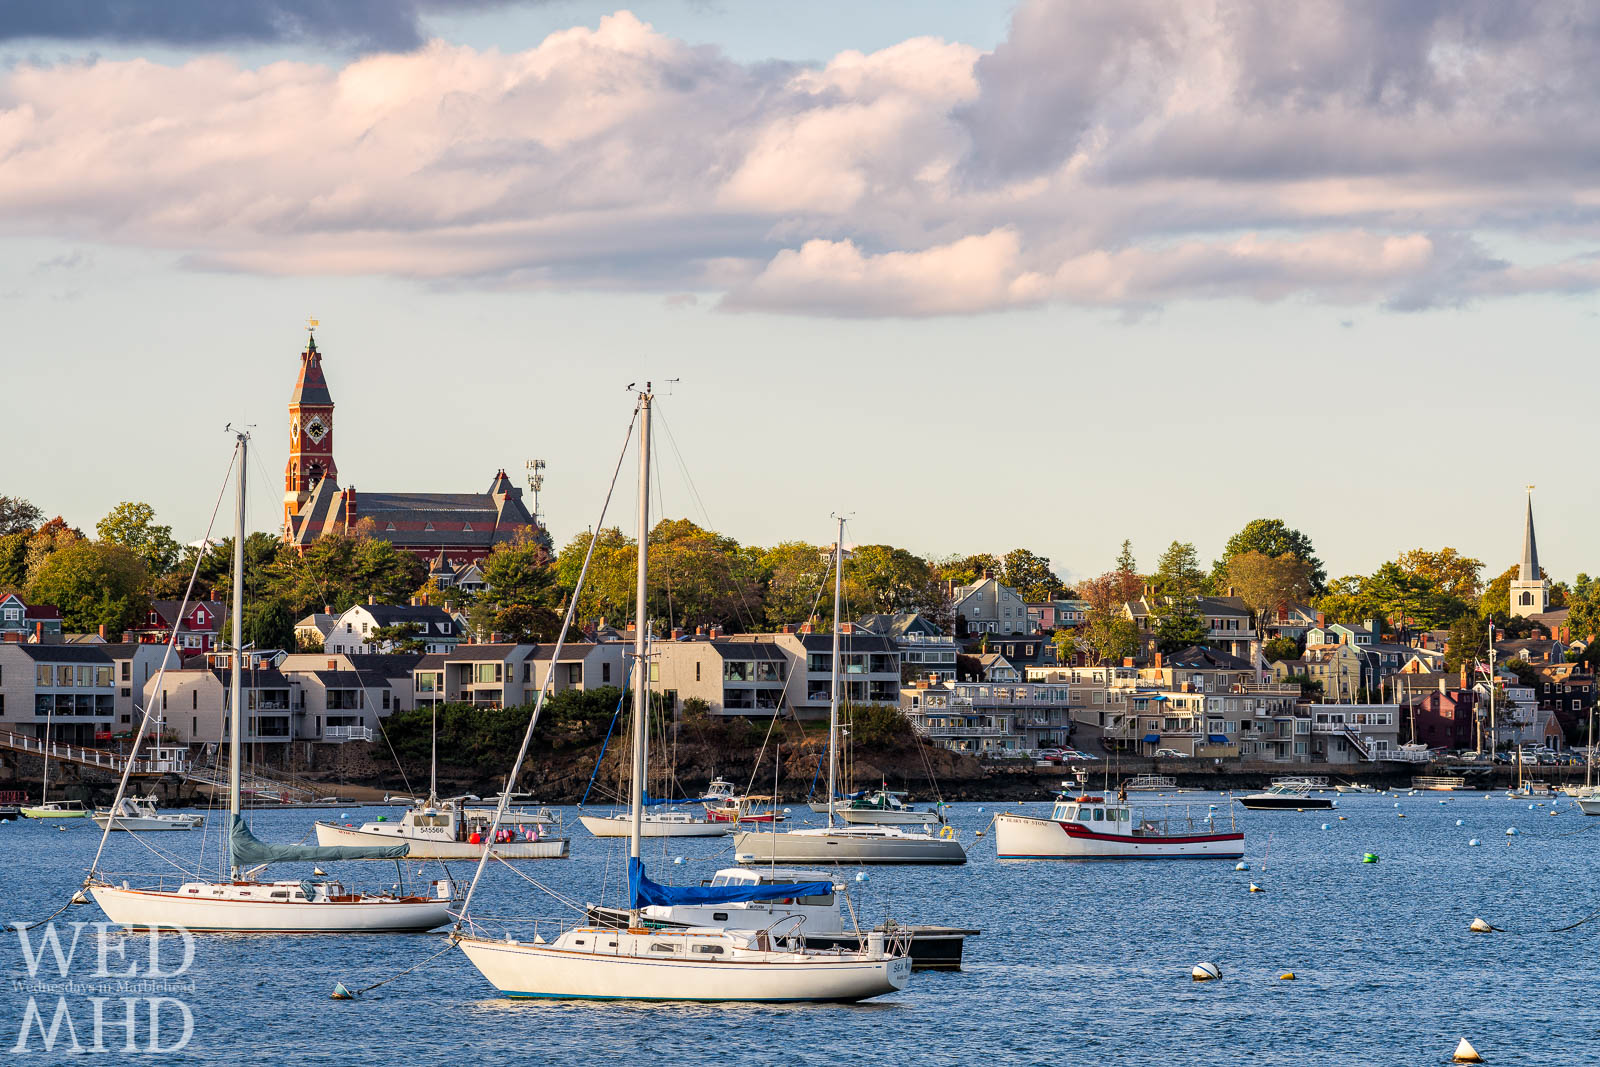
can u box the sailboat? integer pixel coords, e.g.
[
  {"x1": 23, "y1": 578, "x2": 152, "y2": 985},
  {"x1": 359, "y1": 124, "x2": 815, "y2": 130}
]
[
  {"x1": 452, "y1": 385, "x2": 910, "y2": 1001},
  {"x1": 89, "y1": 429, "x2": 454, "y2": 932},
  {"x1": 316, "y1": 706, "x2": 570, "y2": 857},
  {"x1": 578, "y1": 686, "x2": 729, "y2": 838},
  {"x1": 732, "y1": 520, "x2": 966, "y2": 866},
  {"x1": 21, "y1": 701, "x2": 89, "y2": 819}
]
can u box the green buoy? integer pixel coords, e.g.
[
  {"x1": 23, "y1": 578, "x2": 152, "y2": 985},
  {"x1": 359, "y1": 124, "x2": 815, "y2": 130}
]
[{"x1": 1362, "y1": 853, "x2": 1379, "y2": 863}]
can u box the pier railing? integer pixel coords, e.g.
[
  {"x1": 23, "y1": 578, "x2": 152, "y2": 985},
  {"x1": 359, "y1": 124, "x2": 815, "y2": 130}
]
[{"x1": 0, "y1": 729, "x2": 190, "y2": 776}]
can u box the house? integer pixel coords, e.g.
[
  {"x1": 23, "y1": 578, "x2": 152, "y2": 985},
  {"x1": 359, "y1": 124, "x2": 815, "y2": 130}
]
[
  {"x1": 428, "y1": 550, "x2": 487, "y2": 594},
  {"x1": 0, "y1": 593, "x2": 62, "y2": 640},
  {"x1": 785, "y1": 626, "x2": 901, "y2": 719},
  {"x1": 0, "y1": 644, "x2": 116, "y2": 744},
  {"x1": 293, "y1": 608, "x2": 340, "y2": 650},
  {"x1": 324, "y1": 602, "x2": 466, "y2": 656},
  {"x1": 951, "y1": 574, "x2": 1029, "y2": 636},
  {"x1": 1403, "y1": 686, "x2": 1478, "y2": 750},
  {"x1": 1124, "y1": 595, "x2": 1259, "y2": 662},
  {"x1": 1027, "y1": 599, "x2": 1088, "y2": 632},
  {"x1": 1495, "y1": 637, "x2": 1566, "y2": 666},
  {"x1": 654, "y1": 635, "x2": 791, "y2": 717},
  {"x1": 1258, "y1": 603, "x2": 1320, "y2": 643},
  {"x1": 901, "y1": 677, "x2": 1085, "y2": 753},
  {"x1": 143, "y1": 663, "x2": 299, "y2": 745},
  {"x1": 134, "y1": 600, "x2": 227, "y2": 653},
  {"x1": 1306, "y1": 704, "x2": 1403, "y2": 763},
  {"x1": 1273, "y1": 643, "x2": 1366, "y2": 702},
  {"x1": 1533, "y1": 664, "x2": 1595, "y2": 742},
  {"x1": 1527, "y1": 609, "x2": 1572, "y2": 643},
  {"x1": 859, "y1": 613, "x2": 958, "y2": 683},
  {"x1": 1304, "y1": 620, "x2": 1378, "y2": 648},
  {"x1": 413, "y1": 644, "x2": 534, "y2": 708},
  {"x1": 1108, "y1": 649, "x2": 1302, "y2": 760},
  {"x1": 98, "y1": 642, "x2": 182, "y2": 733}
]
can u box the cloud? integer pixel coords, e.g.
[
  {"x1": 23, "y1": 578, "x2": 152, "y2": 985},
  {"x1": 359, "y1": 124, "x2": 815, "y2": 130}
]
[
  {"x1": 0, "y1": 1, "x2": 535, "y2": 53},
  {"x1": 3, "y1": 3, "x2": 1600, "y2": 316}
]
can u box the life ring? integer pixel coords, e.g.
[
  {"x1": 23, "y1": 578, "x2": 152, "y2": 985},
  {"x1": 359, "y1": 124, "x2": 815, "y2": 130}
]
[{"x1": 938, "y1": 824, "x2": 957, "y2": 840}]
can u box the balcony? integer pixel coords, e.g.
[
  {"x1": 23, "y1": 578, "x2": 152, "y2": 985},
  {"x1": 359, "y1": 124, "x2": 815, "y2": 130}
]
[
  {"x1": 918, "y1": 724, "x2": 1010, "y2": 738},
  {"x1": 325, "y1": 726, "x2": 373, "y2": 743}
]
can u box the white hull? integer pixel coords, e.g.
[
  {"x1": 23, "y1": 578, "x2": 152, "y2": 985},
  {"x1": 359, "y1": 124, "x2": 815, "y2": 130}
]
[
  {"x1": 994, "y1": 813, "x2": 1245, "y2": 860},
  {"x1": 1578, "y1": 797, "x2": 1600, "y2": 816},
  {"x1": 733, "y1": 828, "x2": 966, "y2": 865},
  {"x1": 314, "y1": 821, "x2": 569, "y2": 859},
  {"x1": 91, "y1": 883, "x2": 451, "y2": 932},
  {"x1": 91, "y1": 814, "x2": 204, "y2": 832},
  {"x1": 456, "y1": 929, "x2": 908, "y2": 1002},
  {"x1": 579, "y1": 815, "x2": 730, "y2": 838}
]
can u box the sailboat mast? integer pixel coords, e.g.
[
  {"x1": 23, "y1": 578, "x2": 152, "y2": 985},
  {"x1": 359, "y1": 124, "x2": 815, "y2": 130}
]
[
  {"x1": 40, "y1": 703, "x2": 52, "y2": 805},
  {"x1": 628, "y1": 388, "x2": 653, "y2": 864},
  {"x1": 827, "y1": 516, "x2": 844, "y2": 828},
  {"x1": 229, "y1": 431, "x2": 247, "y2": 856},
  {"x1": 429, "y1": 704, "x2": 438, "y2": 804}
]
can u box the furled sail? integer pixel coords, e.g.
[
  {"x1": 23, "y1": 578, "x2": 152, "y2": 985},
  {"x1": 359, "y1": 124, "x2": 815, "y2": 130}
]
[
  {"x1": 229, "y1": 815, "x2": 408, "y2": 867},
  {"x1": 628, "y1": 858, "x2": 832, "y2": 909}
]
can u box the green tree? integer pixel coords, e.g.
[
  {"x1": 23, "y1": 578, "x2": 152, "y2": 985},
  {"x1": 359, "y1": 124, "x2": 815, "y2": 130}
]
[
  {"x1": 555, "y1": 527, "x2": 636, "y2": 626},
  {"x1": 649, "y1": 519, "x2": 764, "y2": 630},
  {"x1": 1077, "y1": 571, "x2": 1141, "y2": 664},
  {"x1": 1051, "y1": 627, "x2": 1077, "y2": 664},
  {"x1": 1115, "y1": 539, "x2": 1137, "y2": 575},
  {"x1": 244, "y1": 598, "x2": 296, "y2": 651},
  {"x1": 1001, "y1": 548, "x2": 1061, "y2": 602},
  {"x1": 474, "y1": 532, "x2": 563, "y2": 641},
  {"x1": 0, "y1": 531, "x2": 27, "y2": 591},
  {"x1": 1396, "y1": 547, "x2": 1485, "y2": 602},
  {"x1": 760, "y1": 541, "x2": 829, "y2": 625},
  {"x1": 1152, "y1": 599, "x2": 1207, "y2": 653},
  {"x1": 1151, "y1": 541, "x2": 1207, "y2": 600},
  {"x1": 95, "y1": 501, "x2": 181, "y2": 577},
  {"x1": 1568, "y1": 573, "x2": 1600, "y2": 643},
  {"x1": 1211, "y1": 519, "x2": 1325, "y2": 595},
  {"x1": 27, "y1": 541, "x2": 149, "y2": 633},
  {"x1": 931, "y1": 553, "x2": 1001, "y2": 587},
  {"x1": 843, "y1": 544, "x2": 941, "y2": 616},
  {"x1": 264, "y1": 528, "x2": 426, "y2": 617},
  {"x1": 0, "y1": 496, "x2": 42, "y2": 536},
  {"x1": 24, "y1": 518, "x2": 83, "y2": 588},
  {"x1": 1443, "y1": 613, "x2": 1491, "y2": 675},
  {"x1": 369, "y1": 620, "x2": 427, "y2": 653},
  {"x1": 1262, "y1": 636, "x2": 1300, "y2": 662}
]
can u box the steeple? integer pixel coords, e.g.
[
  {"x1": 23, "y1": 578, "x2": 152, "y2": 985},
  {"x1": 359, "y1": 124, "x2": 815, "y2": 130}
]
[
  {"x1": 284, "y1": 323, "x2": 338, "y2": 536},
  {"x1": 289, "y1": 333, "x2": 334, "y2": 405},
  {"x1": 1519, "y1": 490, "x2": 1539, "y2": 581}
]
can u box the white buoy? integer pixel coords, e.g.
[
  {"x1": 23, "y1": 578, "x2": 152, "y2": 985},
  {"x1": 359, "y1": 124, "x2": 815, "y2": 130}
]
[
  {"x1": 313, "y1": 867, "x2": 327, "y2": 876},
  {"x1": 1320, "y1": 823, "x2": 1330, "y2": 830},
  {"x1": 673, "y1": 856, "x2": 684, "y2": 865},
  {"x1": 1248, "y1": 882, "x2": 1263, "y2": 893},
  {"x1": 1455, "y1": 819, "x2": 1464, "y2": 826},
  {"x1": 1191, "y1": 962, "x2": 1221, "y2": 981},
  {"x1": 1469, "y1": 918, "x2": 1493, "y2": 933},
  {"x1": 1505, "y1": 827, "x2": 1518, "y2": 836},
  {"x1": 1469, "y1": 838, "x2": 1481, "y2": 846},
  {"x1": 1235, "y1": 862, "x2": 1250, "y2": 871},
  {"x1": 1452, "y1": 1037, "x2": 1483, "y2": 1063},
  {"x1": 854, "y1": 871, "x2": 868, "y2": 882},
  {"x1": 1393, "y1": 802, "x2": 1400, "y2": 808}
]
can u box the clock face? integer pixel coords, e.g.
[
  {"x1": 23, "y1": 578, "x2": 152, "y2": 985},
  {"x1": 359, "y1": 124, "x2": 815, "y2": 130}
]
[{"x1": 304, "y1": 415, "x2": 328, "y2": 444}]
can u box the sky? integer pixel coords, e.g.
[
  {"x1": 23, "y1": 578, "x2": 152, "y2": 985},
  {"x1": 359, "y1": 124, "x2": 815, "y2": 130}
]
[{"x1": 2, "y1": 1, "x2": 1597, "y2": 587}]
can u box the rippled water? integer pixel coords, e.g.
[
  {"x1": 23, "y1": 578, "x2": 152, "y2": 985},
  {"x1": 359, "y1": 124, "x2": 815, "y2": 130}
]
[{"x1": 0, "y1": 791, "x2": 1595, "y2": 1065}]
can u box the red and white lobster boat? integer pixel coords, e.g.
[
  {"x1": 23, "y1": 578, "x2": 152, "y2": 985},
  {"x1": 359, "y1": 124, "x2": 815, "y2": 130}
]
[
  {"x1": 702, "y1": 777, "x2": 785, "y2": 824},
  {"x1": 995, "y1": 779, "x2": 1243, "y2": 861}
]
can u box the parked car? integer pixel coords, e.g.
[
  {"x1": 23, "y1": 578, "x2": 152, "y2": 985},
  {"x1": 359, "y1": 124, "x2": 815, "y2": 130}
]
[{"x1": 1153, "y1": 748, "x2": 1189, "y2": 759}]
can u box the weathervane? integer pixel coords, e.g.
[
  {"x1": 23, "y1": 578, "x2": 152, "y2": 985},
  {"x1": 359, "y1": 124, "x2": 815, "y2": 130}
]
[{"x1": 306, "y1": 317, "x2": 319, "y2": 332}]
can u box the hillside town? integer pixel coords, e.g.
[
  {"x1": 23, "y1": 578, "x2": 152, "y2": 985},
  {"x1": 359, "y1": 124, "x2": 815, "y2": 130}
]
[{"x1": 1, "y1": 334, "x2": 1594, "y2": 781}]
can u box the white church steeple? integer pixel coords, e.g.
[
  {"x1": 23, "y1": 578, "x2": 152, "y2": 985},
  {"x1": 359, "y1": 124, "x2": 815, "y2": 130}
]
[{"x1": 1509, "y1": 486, "x2": 1549, "y2": 619}]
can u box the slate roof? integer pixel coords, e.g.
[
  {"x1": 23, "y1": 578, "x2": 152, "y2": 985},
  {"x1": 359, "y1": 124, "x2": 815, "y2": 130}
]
[
  {"x1": 354, "y1": 604, "x2": 462, "y2": 636},
  {"x1": 441, "y1": 643, "x2": 525, "y2": 661},
  {"x1": 1164, "y1": 645, "x2": 1252, "y2": 670},
  {"x1": 798, "y1": 632, "x2": 897, "y2": 654},
  {"x1": 8, "y1": 645, "x2": 113, "y2": 663},
  {"x1": 290, "y1": 337, "x2": 333, "y2": 405},
  {"x1": 857, "y1": 612, "x2": 944, "y2": 638},
  {"x1": 708, "y1": 641, "x2": 788, "y2": 662},
  {"x1": 343, "y1": 653, "x2": 426, "y2": 675}
]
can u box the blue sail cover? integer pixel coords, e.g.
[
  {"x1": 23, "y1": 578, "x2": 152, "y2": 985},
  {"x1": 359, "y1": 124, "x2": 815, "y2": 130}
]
[
  {"x1": 628, "y1": 858, "x2": 833, "y2": 910},
  {"x1": 229, "y1": 814, "x2": 408, "y2": 867}
]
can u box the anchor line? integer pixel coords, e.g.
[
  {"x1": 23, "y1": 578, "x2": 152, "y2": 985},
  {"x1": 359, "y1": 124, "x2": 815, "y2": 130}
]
[{"x1": 334, "y1": 941, "x2": 457, "y2": 999}]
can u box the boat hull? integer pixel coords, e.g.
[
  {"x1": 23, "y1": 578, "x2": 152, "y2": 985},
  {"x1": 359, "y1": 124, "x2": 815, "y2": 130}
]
[
  {"x1": 732, "y1": 830, "x2": 966, "y2": 865},
  {"x1": 90, "y1": 884, "x2": 451, "y2": 933},
  {"x1": 21, "y1": 807, "x2": 88, "y2": 819},
  {"x1": 1237, "y1": 796, "x2": 1334, "y2": 810},
  {"x1": 994, "y1": 813, "x2": 1244, "y2": 860},
  {"x1": 456, "y1": 934, "x2": 908, "y2": 1002},
  {"x1": 1578, "y1": 797, "x2": 1600, "y2": 816},
  {"x1": 578, "y1": 815, "x2": 729, "y2": 838},
  {"x1": 91, "y1": 815, "x2": 203, "y2": 831},
  {"x1": 314, "y1": 821, "x2": 570, "y2": 859},
  {"x1": 836, "y1": 808, "x2": 941, "y2": 827}
]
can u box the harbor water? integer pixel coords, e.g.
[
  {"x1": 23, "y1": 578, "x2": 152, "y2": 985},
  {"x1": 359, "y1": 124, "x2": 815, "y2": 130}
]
[{"x1": 1, "y1": 792, "x2": 1594, "y2": 1064}]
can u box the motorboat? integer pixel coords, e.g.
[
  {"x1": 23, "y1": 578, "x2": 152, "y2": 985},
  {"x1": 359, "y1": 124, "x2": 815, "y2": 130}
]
[
  {"x1": 587, "y1": 866, "x2": 978, "y2": 970},
  {"x1": 316, "y1": 797, "x2": 569, "y2": 859},
  {"x1": 1237, "y1": 781, "x2": 1334, "y2": 810},
  {"x1": 734, "y1": 822, "x2": 967, "y2": 865},
  {"x1": 835, "y1": 789, "x2": 945, "y2": 827},
  {"x1": 92, "y1": 795, "x2": 203, "y2": 832},
  {"x1": 579, "y1": 810, "x2": 731, "y2": 838},
  {"x1": 702, "y1": 779, "x2": 784, "y2": 823},
  {"x1": 995, "y1": 789, "x2": 1244, "y2": 860},
  {"x1": 1334, "y1": 783, "x2": 1379, "y2": 794}
]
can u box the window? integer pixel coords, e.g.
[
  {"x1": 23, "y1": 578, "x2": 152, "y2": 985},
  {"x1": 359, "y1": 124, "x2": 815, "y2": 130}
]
[
  {"x1": 192, "y1": 716, "x2": 197, "y2": 734},
  {"x1": 192, "y1": 690, "x2": 197, "y2": 710},
  {"x1": 382, "y1": 690, "x2": 391, "y2": 710},
  {"x1": 36, "y1": 665, "x2": 51, "y2": 687},
  {"x1": 120, "y1": 662, "x2": 130, "y2": 681},
  {"x1": 695, "y1": 662, "x2": 701, "y2": 682},
  {"x1": 602, "y1": 663, "x2": 611, "y2": 683}
]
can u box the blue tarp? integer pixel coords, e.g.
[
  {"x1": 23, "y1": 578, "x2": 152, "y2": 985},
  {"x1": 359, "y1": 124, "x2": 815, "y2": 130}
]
[
  {"x1": 628, "y1": 858, "x2": 833, "y2": 910},
  {"x1": 1142, "y1": 733, "x2": 1161, "y2": 743}
]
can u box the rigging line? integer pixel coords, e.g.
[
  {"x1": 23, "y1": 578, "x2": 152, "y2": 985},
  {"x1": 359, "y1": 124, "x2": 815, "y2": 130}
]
[
  {"x1": 652, "y1": 403, "x2": 761, "y2": 634},
  {"x1": 85, "y1": 441, "x2": 239, "y2": 888},
  {"x1": 580, "y1": 689, "x2": 629, "y2": 807},
  {"x1": 334, "y1": 940, "x2": 458, "y2": 999},
  {"x1": 453, "y1": 399, "x2": 641, "y2": 930}
]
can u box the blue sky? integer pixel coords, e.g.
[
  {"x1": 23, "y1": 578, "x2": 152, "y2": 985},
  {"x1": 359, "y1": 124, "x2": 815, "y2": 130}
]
[{"x1": 2, "y1": 1, "x2": 1596, "y2": 587}]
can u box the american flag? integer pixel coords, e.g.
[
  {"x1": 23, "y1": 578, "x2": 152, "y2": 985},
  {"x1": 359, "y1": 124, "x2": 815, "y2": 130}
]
[{"x1": 1475, "y1": 661, "x2": 1492, "y2": 675}]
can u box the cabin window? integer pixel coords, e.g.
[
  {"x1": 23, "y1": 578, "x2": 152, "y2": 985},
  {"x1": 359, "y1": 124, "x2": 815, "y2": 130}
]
[
  {"x1": 796, "y1": 894, "x2": 834, "y2": 907},
  {"x1": 650, "y1": 943, "x2": 677, "y2": 954},
  {"x1": 270, "y1": 891, "x2": 289, "y2": 899},
  {"x1": 1093, "y1": 808, "x2": 1105, "y2": 822},
  {"x1": 573, "y1": 939, "x2": 586, "y2": 946},
  {"x1": 712, "y1": 912, "x2": 729, "y2": 921},
  {"x1": 692, "y1": 945, "x2": 725, "y2": 955}
]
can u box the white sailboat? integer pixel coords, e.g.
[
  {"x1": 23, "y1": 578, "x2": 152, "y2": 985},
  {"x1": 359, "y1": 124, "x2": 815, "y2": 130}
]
[
  {"x1": 90, "y1": 428, "x2": 454, "y2": 933},
  {"x1": 21, "y1": 700, "x2": 89, "y2": 819},
  {"x1": 733, "y1": 520, "x2": 966, "y2": 867},
  {"x1": 452, "y1": 385, "x2": 910, "y2": 1001}
]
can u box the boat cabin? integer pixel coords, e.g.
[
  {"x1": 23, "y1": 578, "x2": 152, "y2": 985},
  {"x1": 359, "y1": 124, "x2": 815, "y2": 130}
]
[
  {"x1": 1050, "y1": 795, "x2": 1134, "y2": 829},
  {"x1": 639, "y1": 867, "x2": 842, "y2": 934}
]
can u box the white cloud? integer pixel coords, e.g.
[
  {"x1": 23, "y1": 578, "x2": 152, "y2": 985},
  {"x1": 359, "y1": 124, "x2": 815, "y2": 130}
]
[{"x1": 3, "y1": 3, "x2": 1600, "y2": 315}]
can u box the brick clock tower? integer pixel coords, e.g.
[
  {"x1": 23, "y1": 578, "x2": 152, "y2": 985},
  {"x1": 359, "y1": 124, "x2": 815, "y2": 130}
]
[{"x1": 284, "y1": 324, "x2": 338, "y2": 531}]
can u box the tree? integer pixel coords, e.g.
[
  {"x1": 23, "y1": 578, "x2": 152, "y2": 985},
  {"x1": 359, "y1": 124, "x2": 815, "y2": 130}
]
[
  {"x1": 1077, "y1": 571, "x2": 1141, "y2": 665},
  {"x1": 1226, "y1": 551, "x2": 1313, "y2": 615},
  {"x1": 930, "y1": 553, "x2": 1001, "y2": 587},
  {"x1": 556, "y1": 527, "x2": 636, "y2": 626},
  {"x1": 24, "y1": 518, "x2": 83, "y2": 588},
  {"x1": 1151, "y1": 541, "x2": 1207, "y2": 600},
  {"x1": 263, "y1": 528, "x2": 426, "y2": 617},
  {"x1": 843, "y1": 544, "x2": 941, "y2": 616},
  {"x1": 760, "y1": 541, "x2": 829, "y2": 626},
  {"x1": 0, "y1": 531, "x2": 26, "y2": 591},
  {"x1": 1396, "y1": 547, "x2": 1485, "y2": 602},
  {"x1": 1001, "y1": 547, "x2": 1061, "y2": 602},
  {"x1": 1363, "y1": 561, "x2": 1469, "y2": 633},
  {"x1": 1051, "y1": 627, "x2": 1077, "y2": 665},
  {"x1": 1115, "y1": 539, "x2": 1137, "y2": 575},
  {"x1": 1212, "y1": 519, "x2": 1325, "y2": 595},
  {"x1": 0, "y1": 496, "x2": 43, "y2": 536},
  {"x1": 1262, "y1": 636, "x2": 1300, "y2": 662},
  {"x1": 95, "y1": 501, "x2": 181, "y2": 577},
  {"x1": 648, "y1": 519, "x2": 764, "y2": 630},
  {"x1": 26, "y1": 541, "x2": 149, "y2": 634},
  {"x1": 244, "y1": 598, "x2": 296, "y2": 651},
  {"x1": 1443, "y1": 613, "x2": 1491, "y2": 675},
  {"x1": 1569, "y1": 573, "x2": 1600, "y2": 643},
  {"x1": 370, "y1": 620, "x2": 427, "y2": 653},
  {"x1": 1152, "y1": 599, "x2": 1207, "y2": 653},
  {"x1": 474, "y1": 532, "x2": 563, "y2": 641}
]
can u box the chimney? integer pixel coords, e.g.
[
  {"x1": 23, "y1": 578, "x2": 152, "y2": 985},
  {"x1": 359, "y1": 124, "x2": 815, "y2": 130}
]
[
  {"x1": 1123, "y1": 656, "x2": 1134, "y2": 668},
  {"x1": 671, "y1": 627, "x2": 684, "y2": 641},
  {"x1": 982, "y1": 569, "x2": 993, "y2": 580},
  {"x1": 323, "y1": 604, "x2": 333, "y2": 616},
  {"x1": 344, "y1": 487, "x2": 357, "y2": 524},
  {"x1": 781, "y1": 623, "x2": 796, "y2": 634},
  {"x1": 445, "y1": 601, "x2": 454, "y2": 615},
  {"x1": 420, "y1": 593, "x2": 429, "y2": 606},
  {"x1": 799, "y1": 622, "x2": 813, "y2": 635},
  {"x1": 1153, "y1": 651, "x2": 1163, "y2": 669},
  {"x1": 122, "y1": 631, "x2": 134, "y2": 643},
  {"x1": 1459, "y1": 666, "x2": 1469, "y2": 691},
  {"x1": 409, "y1": 597, "x2": 418, "y2": 607},
  {"x1": 947, "y1": 578, "x2": 956, "y2": 595},
  {"x1": 34, "y1": 621, "x2": 42, "y2": 642},
  {"x1": 98, "y1": 624, "x2": 107, "y2": 640},
  {"x1": 1316, "y1": 612, "x2": 1325, "y2": 627},
  {"x1": 2, "y1": 632, "x2": 19, "y2": 643},
  {"x1": 709, "y1": 626, "x2": 722, "y2": 639},
  {"x1": 1226, "y1": 586, "x2": 1235, "y2": 597},
  {"x1": 695, "y1": 625, "x2": 707, "y2": 636},
  {"x1": 839, "y1": 622, "x2": 855, "y2": 635},
  {"x1": 368, "y1": 595, "x2": 375, "y2": 605}
]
